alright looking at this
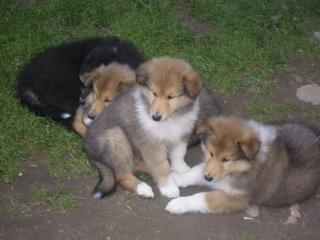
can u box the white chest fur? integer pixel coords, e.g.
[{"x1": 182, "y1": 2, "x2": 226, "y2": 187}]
[{"x1": 134, "y1": 89, "x2": 200, "y2": 143}]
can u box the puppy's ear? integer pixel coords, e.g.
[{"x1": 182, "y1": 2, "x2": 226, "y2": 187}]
[
  {"x1": 136, "y1": 63, "x2": 149, "y2": 86},
  {"x1": 119, "y1": 75, "x2": 136, "y2": 91},
  {"x1": 183, "y1": 71, "x2": 203, "y2": 99},
  {"x1": 82, "y1": 69, "x2": 100, "y2": 87},
  {"x1": 196, "y1": 119, "x2": 210, "y2": 136},
  {"x1": 237, "y1": 136, "x2": 260, "y2": 160}
]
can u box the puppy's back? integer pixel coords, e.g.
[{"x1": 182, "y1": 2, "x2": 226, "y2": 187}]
[{"x1": 264, "y1": 124, "x2": 320, "y2": 206}]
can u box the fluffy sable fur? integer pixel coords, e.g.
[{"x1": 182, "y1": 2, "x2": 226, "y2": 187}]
[
  {"x1": 84, "y1": 57, "x2": 221, "y2": 199},
  {"x1": 72, "y1": 63, "x2": 136, "y2": 137},
  {"x1": 17, "y1": 37, "x2": 144, "y2": 129},
  {"x1": 166, "y1": 116, "x2": 320, "y2": 214}
]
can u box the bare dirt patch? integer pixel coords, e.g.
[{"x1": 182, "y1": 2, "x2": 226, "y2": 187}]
[{"x1": 175, "y1": 5, "x2": 215, "y2": 35}]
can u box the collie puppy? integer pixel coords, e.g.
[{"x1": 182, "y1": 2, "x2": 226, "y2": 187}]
[
  {"x1": 17, "y1": 37, "x2": 144, "y2": 129},
  {"x1": 84, "y1": 57, "x2": 221, "y2": 199},
  {"x1": 72, "y1": 63, "x2": 136, "y2": 137},
  {"x1": 166, "y1": 116, "x2": 320, "y2": 214}
]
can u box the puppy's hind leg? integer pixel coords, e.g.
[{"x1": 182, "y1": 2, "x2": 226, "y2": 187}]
[
  {"x1": 92, "y1": 161, "x2": 116, "y2": 199},
  {"x1": 105, "y1": 127, "x2": 154, "y2": 198},
  {"x1": 119, "y1": 173, "x2": 154, "y2": 198}
]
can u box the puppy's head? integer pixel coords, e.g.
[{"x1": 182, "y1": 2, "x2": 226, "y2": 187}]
[
  {"x1": 79, "y1": 38, "x2": 121, "y2": 81},
  {"x1": 136, "y1": 57, "x2": 203, "y2": 121},
  {"x1": 81, "y1": 63, "x2": 135, "y2": 124},
  {"x1": 196, "y1": 117, "x2": 260, "y2": 182}
]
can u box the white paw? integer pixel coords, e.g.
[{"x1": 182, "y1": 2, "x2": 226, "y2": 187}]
[
  {"x1": 159, "y1": 179, "x2": 180, "y2": 198},
  {"x1": 171, "y1": 160, "x2": 191, "y2": 173},
  {"x1": 92, "y1": 191, "x2": 104, "y2": 199},
  {"x1": 165, "y1": 198, "x2": 188, "y2": 215},
  {"x1": 136, "y1": 182, "x2": 154, "y2": 198}
]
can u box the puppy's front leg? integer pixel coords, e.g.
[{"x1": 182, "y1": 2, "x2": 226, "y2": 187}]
[
  {"x1": 172, "y1": 162, "x2": 207, "y2": 187},
  {"x1": 166, "y1": 191, "x2": 249, "y2": 215},
  {"x1": 141, "y1": 147, "x2": 179, "y2": 198},
  {"x1": 170, "y1": 141, "x2": 191, "y2": 173}
]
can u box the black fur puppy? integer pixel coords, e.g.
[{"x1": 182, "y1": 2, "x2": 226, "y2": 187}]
[{"x1": 17, "y1": 37, "x2": 144, "y2": 128}]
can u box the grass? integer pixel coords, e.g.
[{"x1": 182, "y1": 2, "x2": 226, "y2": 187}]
[
  {"x1": 246, "y1": 99, "x2": 298, "y2": 122},
  {"x1": 32, "y1": 187, "x2": 76, "y2": 214},
  {"x1": 179, "y1": 0, "x2": 320, "y2": 93},
  {"x1": 0, "y1": 0, "x2": 319, "y2": 184}
]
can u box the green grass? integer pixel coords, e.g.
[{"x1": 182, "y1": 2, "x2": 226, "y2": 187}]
[
  {"x1": 32, "y1": 187, "x2": 76, "y2": 214},
  {"x1": 0, "y1": 204, "x2": 13, "y2": 215},
  {"x1": 180, "y1": 0, "x2": 320, "y2": 93},
  {"x1": 246, "y1": 99, "x2": 298, "y2": 122},
  {"x1": 0, "y1": 0, "x2": 319, "y2": 184}
]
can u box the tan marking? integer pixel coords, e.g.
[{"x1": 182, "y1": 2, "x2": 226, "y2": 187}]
[
  {"x1": 134, "y1": 162, "x2": 147, "y2": 172},
  {"x1": 72, "y1": 107, "x2": 87, "y2": 137},
  {"x1": 205, "y1": 191, "x2": 249, "y2": 214},
  {"x1": 118, "y1": 173, "x2": 141, "y2": 193}
]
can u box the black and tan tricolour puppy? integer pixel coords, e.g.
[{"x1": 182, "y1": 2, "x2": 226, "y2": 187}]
[
  {"x1": 17, "y1": 37, "x2": 144, "y2": 130},
  {"x1": 84, "y1": 57, "x2": 221, "y2": 199},
  {"x1": 166, "y1": 116, "x2": 320, "y2": 214}
]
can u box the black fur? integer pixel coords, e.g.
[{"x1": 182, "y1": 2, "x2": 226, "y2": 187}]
[{"x1": 17, "y1": 37, "x2": 145, "y2": 128}]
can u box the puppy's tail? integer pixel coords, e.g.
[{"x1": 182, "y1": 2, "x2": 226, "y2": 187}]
[
  {"x1": 92, "y1": 161, "x2": 117, "y2": 199},
  {"x1": 18, "y1": 88, "x2": 73, "y2": 122}
]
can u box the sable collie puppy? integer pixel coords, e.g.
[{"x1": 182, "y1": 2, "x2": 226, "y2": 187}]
[
  {"x1": 17, "y1": 37, "x2": 144, "y2": 129},
  {"x1": 72, "y1": 63, "x2": 136, "y2": 137},
  {"x1": 84, "y1": 57, "x2": 221, "y2": 199},
  {"x1": 166, "y1": 116, "x2": 320, "y2": 214}
]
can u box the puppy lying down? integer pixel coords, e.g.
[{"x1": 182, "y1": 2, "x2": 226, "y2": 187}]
[{"x1": 166, "y1": 116, "x2": 320, "y2": 214}]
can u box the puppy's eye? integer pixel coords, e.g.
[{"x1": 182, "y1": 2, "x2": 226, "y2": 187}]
[
  {"x1": 153, "y1": 92, "x2": 157, "y2": 97},
  {"x1": 210, "y1": 152, "x2": 214, "y2": 157},
  {"x1": 222, "y1": 158, "x2": 230, "y2": 162},
  {"x1": 167, "y1": 95, "x2": 174, "y2": 100},
  {"x1": 104, "y1": 98, "x2": 111, "y2": 103}
]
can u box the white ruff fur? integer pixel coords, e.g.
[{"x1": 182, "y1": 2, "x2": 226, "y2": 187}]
[
  {"x1": 249, "y1": 120, "x2": 277, "y2": 162},
  {"x1": 134, "y1": 89, "x2": 200, "y2": 143}
]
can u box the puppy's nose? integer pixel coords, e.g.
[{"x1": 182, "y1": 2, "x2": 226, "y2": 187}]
[
  {"x1": 152, "y1": 113, "x2": 162, "y2": 121},
  {"x1": 204, "y1": 174, "x2": 213, "y2": 182},
  {"x1": 88, "y1": 112, "x2": 96, "y2": 120}
]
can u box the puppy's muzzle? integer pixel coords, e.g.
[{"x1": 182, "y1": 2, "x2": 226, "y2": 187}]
[
  {"x1": 152, "y1": 112, "x2": 162, "y2": 121},
  {"x1": 88, "y1": 112, "x2": 96, "y2": 120},
  {"x1": 204, "y1": 174, "x2": 213, "y2": 182}
]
